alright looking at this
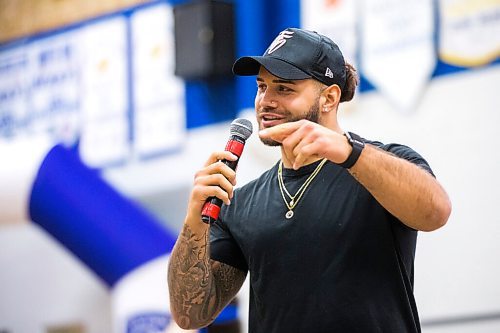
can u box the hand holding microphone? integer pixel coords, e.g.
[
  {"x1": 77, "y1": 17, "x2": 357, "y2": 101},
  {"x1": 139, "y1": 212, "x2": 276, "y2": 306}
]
[{"x1": 201, "y1": 118, "x2": 253, "y2": 224}]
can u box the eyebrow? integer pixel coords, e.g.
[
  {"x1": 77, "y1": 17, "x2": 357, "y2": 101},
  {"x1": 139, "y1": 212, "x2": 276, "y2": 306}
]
[{"x1": 256, "y1": 77, "x2": 297, "y2": 85}]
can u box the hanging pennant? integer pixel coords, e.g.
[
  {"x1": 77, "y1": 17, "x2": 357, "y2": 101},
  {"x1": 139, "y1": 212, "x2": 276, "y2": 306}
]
[
  {"x1": 131, "y1": 3, "x2": 185, "y2": 159},
  {"x1": 78, "y1": 17, "x2": 130, "y2": 167},
  {"x1": 439, "y1": 0, "x2": 500, "y2": 67},
  {"x1": 360, "y1": 0, "x2": 436, "y2": 111},
  {"x1": 301, "y1": 0, "x2": 358, "y2": 64}
]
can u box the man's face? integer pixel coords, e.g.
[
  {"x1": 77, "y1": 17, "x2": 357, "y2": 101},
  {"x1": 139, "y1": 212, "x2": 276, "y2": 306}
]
[{"x1": 254, "y1": 67, "x2": 322, "y2": 146}]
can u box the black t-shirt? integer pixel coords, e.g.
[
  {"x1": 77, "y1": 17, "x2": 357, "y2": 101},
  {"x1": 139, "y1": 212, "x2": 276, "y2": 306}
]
[{"x1": 210, "y1": 141, "x2": 433, "y2": 333}]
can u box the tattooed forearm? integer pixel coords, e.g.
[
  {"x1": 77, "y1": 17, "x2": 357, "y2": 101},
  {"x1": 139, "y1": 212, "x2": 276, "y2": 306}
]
[
  {"x1": 168, "y1": 224, "x2": 212, "y2": 328},
  {"x1": 168, "y1": 223, "x2": 246, "y2": 329}
]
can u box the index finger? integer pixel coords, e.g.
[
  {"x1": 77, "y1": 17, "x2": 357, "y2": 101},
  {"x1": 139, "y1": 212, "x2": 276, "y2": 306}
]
[
  {"x1": 258, "y1": 121, "x2": 303, "y2": 143},
  {"x1": 204, "y1": 151, "x2": 238, "y2": 167}
]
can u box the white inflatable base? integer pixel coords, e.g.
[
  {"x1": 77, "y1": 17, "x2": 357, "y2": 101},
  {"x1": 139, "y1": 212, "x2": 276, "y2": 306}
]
[{"x1": 111, "y1": 254, "x2": 196, "y2": 333}]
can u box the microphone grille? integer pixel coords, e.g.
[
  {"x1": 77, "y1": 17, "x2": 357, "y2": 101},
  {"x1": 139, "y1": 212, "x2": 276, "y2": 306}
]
[{"x1": 230, "y1": 118, "x2": 253, "y2": 140}]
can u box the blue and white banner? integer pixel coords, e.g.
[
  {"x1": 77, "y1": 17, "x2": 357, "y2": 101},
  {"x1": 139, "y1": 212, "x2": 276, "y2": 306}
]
[
  {"x1": 301, "y1": 0, "x2": 358, "y2": 65},
  {"x1": 78, "y1": 17, "x2": 130, "y2": 167},
  {"x1": 0, "y1": 48, "x2": 30, "y2": 138},
  {"x1": 131, "y1": 3, "x2": 185, "y2": 158},
  {"x1": 359, "y1": 0, "x2": 436, "y2": 111},
  {"x1": 0, "y1": 36, "x2": 81, "y2": 143},
  {"x1": 439, "y1": 0, "x2": 500, "y2": 67},
  {"x1": 1, "y1": 2, "x2": 186, "y2": 169},
  {"x1": 28, "y1": 31, "x2": 81, "y2": 145}
]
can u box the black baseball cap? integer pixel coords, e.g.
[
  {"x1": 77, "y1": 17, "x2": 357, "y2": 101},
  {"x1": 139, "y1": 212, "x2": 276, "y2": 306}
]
[{"x1": 233, "y1": 28, "x2": 346, "y2": 89}]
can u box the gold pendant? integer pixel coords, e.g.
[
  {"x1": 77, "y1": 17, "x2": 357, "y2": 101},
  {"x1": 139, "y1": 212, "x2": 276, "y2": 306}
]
[{"x1": 285, "y1": 210, "x2": 294, "y2": 219}]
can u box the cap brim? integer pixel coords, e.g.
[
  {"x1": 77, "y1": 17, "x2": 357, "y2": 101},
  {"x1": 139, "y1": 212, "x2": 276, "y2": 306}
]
[{"x1": 232, "y1": 56, "x2": 311, "y2": 80}]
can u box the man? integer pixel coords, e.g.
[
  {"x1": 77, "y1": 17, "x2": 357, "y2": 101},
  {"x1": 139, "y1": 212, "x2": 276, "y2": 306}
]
[{"x1": 168, "y1": 28, "x2": 451, "y2": 332}]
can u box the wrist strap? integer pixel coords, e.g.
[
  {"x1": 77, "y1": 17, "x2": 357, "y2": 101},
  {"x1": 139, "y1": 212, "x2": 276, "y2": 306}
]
[{"x1": 338, "y1": 132, "x2": 364, "y2": 169}]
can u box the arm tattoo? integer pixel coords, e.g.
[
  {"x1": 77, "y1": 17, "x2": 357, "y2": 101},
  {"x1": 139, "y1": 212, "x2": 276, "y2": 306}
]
[{"x1": 168, "y1": 224, "x2": 246, "y2": 329}]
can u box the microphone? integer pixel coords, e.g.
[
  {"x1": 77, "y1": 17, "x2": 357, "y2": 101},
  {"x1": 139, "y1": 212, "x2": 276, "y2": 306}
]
[{"x1": 201, "y1": 118, "x2": 253, "y2": 224}]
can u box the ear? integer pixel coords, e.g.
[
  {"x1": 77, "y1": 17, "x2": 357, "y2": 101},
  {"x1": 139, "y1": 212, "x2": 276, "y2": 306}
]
[{"x1": 320, "y1": 84, "x2": 341, "y2": 113}]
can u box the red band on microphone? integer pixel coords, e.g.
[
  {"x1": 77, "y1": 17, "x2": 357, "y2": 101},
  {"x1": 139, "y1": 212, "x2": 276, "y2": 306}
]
[
  {"x1": 225, "y1": 140, "x2": 244, "y2": 157},
  {"x1": 201, "y1": 202, "x2": 221, "y2": 220}
]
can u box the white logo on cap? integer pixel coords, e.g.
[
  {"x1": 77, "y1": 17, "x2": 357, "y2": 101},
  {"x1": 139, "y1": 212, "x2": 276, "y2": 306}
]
[
  {"x1": 325, "y1": 67, "x2": 334, "y2": 78},
  {"x1": 266, "y1": 31, "x2": 294, "y2": 54}
]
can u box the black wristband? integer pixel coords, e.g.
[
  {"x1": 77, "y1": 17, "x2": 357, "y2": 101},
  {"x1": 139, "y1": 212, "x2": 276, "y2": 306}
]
[{"x1": 338, "y1": 132, "x2": 365, "y2": 169}]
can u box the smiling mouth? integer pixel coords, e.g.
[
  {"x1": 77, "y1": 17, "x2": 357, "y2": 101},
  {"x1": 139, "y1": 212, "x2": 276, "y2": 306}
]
[
  {"x1": 260, "y1": 114, "x2": 286, "y2": 128},
  {"x1": 261, "y1": 114, "x2": 283, "y2": 121}
]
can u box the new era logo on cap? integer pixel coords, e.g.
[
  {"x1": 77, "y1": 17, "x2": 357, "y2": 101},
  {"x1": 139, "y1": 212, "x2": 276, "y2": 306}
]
[
  {"x1": 325, "y1": 67, "x2": 334, "y2": 78},
  {"x1": 232, "y1": 28, "x2": 347, "y2": 89}
]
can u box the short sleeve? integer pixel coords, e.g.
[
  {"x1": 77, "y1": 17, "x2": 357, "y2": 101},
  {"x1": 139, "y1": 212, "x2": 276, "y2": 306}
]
[
  {"x1": 210, "y1": 206, "x2": 248, "y2": 272},
  {"x1": 376, "y1": 142, "x2": 435, "y2": 177}
]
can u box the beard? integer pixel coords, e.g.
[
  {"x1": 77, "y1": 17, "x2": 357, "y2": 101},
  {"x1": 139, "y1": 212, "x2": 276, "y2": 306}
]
[{"x1": 259, "y1": 98, "x2": 321, "y2": 147}]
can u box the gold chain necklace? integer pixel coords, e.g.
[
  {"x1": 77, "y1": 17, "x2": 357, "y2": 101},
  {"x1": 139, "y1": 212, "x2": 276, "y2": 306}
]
[{"x1": 278, "y1": 158, "x2": 327, "y2": 219}]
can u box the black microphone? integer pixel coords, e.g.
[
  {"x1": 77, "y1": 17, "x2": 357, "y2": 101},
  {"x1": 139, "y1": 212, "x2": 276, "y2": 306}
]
[{"x1": 201, "y1": 118, "x2": 253, "y2": 224}]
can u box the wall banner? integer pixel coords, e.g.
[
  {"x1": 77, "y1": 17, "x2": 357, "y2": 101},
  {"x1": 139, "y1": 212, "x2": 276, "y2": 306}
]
[
  {"x1": 0, "y1": 48, "x2": 30, "y2": 138},
  {"x1": 29, "y1": 33, "x2": 81, "y2": 145},
  {"x1": 78, "y1": 17, "x2": 130, "y2": 167},
  {"x1": 439, "y1": 0, "x2": 500, "y2": 67},
  {"x1": 130, "y1": 3, "x2": 185, "y2": 159},
  {"x1": 301, "y1": 0, "x2": 358, "y2": 65},
  {"x1": 359, "y1": 0, "x2": 436, "y2": 111}
]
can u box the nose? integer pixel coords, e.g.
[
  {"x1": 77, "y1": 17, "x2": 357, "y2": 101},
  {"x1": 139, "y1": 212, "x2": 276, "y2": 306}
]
[{"x1": 257, "y1": 90, "x2": 278, "y2": 109}]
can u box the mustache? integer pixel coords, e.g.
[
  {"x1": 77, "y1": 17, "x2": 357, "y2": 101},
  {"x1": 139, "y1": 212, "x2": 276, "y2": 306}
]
[
  {"x1": 259, "y1": 107, "x2": 277, "y2": 113},
  {"x1": 258, "y1": 107, "x2": 290, "y2": 116}
]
